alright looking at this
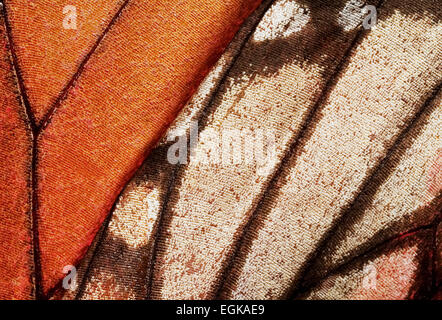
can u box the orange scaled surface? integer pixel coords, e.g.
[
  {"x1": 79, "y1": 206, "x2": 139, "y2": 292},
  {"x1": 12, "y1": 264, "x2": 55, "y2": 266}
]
[
  {"x1": 0, "y1": 13, "x2": 33, "y2": 299},
  {"x1": 4, "y1": 0, "x2": 127, "y2": 124},
  {"x1": 36, "y1": 0, "x2": 261, "y2": 295}
]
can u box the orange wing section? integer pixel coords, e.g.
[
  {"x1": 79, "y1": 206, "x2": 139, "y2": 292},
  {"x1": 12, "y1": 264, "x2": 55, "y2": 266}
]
[
  {"x1": 4, "y1": 0, "x2": 127, "y2": 124},
  {"x1": 0, "y1": 12, "x2": 33, "y2": 299},
  {"x1": 36, "y1": 0, "x2": 262, "y2": 295}
]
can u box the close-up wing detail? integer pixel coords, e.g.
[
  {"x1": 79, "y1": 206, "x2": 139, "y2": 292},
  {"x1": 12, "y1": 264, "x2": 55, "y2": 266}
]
[{"x1": 0, "y1": 0, "x2": 440, "y2": 301}]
